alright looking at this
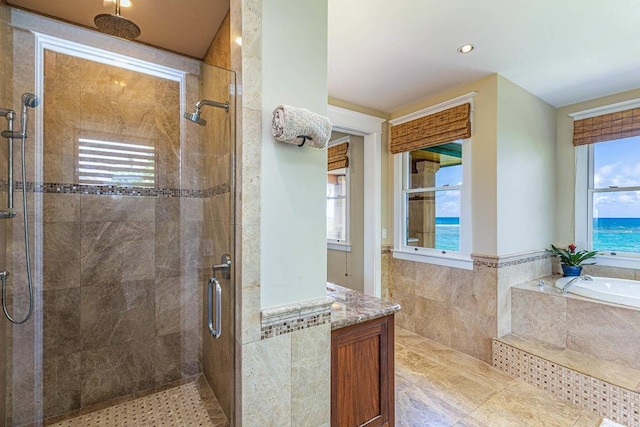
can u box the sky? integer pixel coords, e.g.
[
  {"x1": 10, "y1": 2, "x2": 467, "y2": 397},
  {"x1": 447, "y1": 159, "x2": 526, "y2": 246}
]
[
  {"x1": 429, "y1": 136, "x2": 640, "y2": 218},
  {"x1": 434, "y1": 164, "x2": 461, "y2": 217},
  {"x1": 593, "y1": 136, "x2": 640, "y2": 218}
]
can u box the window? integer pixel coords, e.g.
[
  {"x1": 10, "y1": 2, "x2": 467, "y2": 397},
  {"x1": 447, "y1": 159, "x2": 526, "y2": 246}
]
[
  {"x1": 391, "y1": 95, "x2": 474, "y2": 269},
  {"x1": 585, "y1": 137, "x2": 640, "y2": 255},
  {"x1": 404, "y1": 142, "x2": 462, "y2": 251},
  {"x1": 573, "y1": 102, "x2": 640, "y2": 267},
  {"x1": 393, "y1": 138, "x2": 472, "y2": 269},
  {"x1": 327, "y1": 168, "x2": 349, "y2": 248},
  {"x1": 77, "y1": 137, "x2": 156, "y2": 187}
]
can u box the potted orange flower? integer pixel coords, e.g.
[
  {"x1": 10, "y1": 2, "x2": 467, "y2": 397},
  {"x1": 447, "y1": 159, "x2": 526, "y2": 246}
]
[{"x1": 547, "y1": 244, "x2": 598, "y2": 276}]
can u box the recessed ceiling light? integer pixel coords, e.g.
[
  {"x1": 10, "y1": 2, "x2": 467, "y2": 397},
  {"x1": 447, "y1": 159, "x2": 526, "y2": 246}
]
[
  {"x1": 457, "y1": 44, "x2": 475, "y2": 54},
  {"x1": 235, "y1": 37, "x2": 243, "y2": 46}
]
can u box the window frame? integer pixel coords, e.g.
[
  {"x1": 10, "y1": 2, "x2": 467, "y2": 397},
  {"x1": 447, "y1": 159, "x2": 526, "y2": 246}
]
[
  {"x1": 391, "y1": 93, "x2": 475, "y2": 270},
  {"x1": 575, "y1": 141, "x2": 640, "y2": 268},
  {"x1": 327, "y1": 137, "x2": 351, "y2": 252},
  {"x1": 393, "y1": 139, "x2": 472, "y2": 269}
]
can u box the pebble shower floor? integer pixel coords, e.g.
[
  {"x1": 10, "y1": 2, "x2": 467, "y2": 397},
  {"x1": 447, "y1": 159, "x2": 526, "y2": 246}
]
[{"x1": 49, "y1": 383, "x2": 213, "y2": 426}]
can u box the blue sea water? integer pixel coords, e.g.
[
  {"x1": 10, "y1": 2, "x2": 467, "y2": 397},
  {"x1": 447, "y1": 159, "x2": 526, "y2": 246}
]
[
  {"x1": 435, "y1": 217, "x2": 460, "y2": 251},
  {"x1": 593, "y1": 218, "x2": 640, "y2": 253},
  {"x1": 435, "y1": 217, "x2": 640, "y2": 254}
]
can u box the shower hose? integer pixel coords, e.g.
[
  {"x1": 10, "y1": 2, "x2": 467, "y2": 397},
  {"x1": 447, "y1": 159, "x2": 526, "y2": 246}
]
[{"x1": 1, "y1": 131, "x2": 34, "y2": 324}]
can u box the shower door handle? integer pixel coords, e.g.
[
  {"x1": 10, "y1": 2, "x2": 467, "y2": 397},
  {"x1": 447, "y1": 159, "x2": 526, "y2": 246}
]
[{"x1": 208, "y1": 277, "x2": 222, "y2": 339}]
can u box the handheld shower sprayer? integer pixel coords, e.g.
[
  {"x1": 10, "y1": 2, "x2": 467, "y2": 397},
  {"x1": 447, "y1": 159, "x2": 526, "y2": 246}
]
[
  {"x1": 1, "y1": 92, "x2": 39, "y2": 140},
  {"x1": 0, "y1": 92, "x2": 39, "y2": 324},
  {"x1": 20, "y1": 93, "x2": 39, "y2": 137}
]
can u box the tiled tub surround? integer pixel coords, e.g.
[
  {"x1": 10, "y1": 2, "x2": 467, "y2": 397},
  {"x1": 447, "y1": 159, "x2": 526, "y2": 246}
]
[
  {"x1": 4, "y1": 49, "x2": 234, "y2": 425},
  {"x1": 489, "y1": 278, "x2": 640, "y2": 426},
  {"x1": 511, "y1": 278, "x2": 640, "y2": 372},
  {"x1": 493, "y1": 338, "x2": 640, "y2": 427},
  {"x1": 384, "y1": 251, "x2": 551, "y2": 362}
]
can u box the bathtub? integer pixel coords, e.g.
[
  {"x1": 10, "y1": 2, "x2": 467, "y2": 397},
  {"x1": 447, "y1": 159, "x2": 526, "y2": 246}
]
[{"x1": 554, "y1": 276, "x2": 640, "y2": 309}]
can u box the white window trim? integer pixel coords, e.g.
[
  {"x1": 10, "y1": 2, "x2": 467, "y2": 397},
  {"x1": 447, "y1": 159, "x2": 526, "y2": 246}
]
[
  {"x1": 328, "y1": 106, "x2": 385, "y2": 297},
  {"x1": 327, "y1": 164, "x2": 350, "y2": 247},
  {"x1": 392, "y1": 93, "x2": 475, "y2": 270},
  {"x1": 575, "y1": 143, "x2": 640, "y2": 269},
  {"x1": 327, "y1": 243, "x2": 352, "y2": 252}
]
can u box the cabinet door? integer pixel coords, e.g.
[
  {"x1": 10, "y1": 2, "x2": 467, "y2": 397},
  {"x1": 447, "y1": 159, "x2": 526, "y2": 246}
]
[{"x1": 331, "y1": 315, "x2": 394, "y2": 427}]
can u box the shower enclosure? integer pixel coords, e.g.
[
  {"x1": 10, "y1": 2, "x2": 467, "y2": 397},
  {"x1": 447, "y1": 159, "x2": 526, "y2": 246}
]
[{"x1": 0, "y1": 7, "x2": 236, "y2": 426}]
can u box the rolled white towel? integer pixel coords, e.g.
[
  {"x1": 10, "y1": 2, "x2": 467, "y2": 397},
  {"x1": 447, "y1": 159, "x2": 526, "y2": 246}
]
[{"x1": 271, "y1": 105, "x2": 332, "y2": 149}]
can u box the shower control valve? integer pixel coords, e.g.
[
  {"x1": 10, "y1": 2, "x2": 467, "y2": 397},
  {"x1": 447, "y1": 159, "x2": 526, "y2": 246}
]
[{"x1": 212, "y1": 254, "x2": 232, "y2": 280}]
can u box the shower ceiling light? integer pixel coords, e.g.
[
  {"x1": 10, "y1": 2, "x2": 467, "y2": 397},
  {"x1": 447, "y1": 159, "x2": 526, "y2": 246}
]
[
  {"x1": 104, "y1": 0, "x2": 131, "y2": 7},
  {"x1": 457, "y1": 44, "x2": 475, "y2": 54}
]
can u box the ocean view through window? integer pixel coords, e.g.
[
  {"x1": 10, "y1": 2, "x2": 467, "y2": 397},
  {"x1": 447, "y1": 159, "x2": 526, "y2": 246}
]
[
  {"x1": 404, "y1": 141, "x2": 462, "y2": 252},
  {"x1": 589, "y1": 137, "x2": 640, "y2": 254}
]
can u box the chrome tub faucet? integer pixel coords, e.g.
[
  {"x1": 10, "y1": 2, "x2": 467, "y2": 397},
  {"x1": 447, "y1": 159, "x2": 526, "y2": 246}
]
[{"x1": 561, "y1": 275, "x2": 593, "y2": 294}]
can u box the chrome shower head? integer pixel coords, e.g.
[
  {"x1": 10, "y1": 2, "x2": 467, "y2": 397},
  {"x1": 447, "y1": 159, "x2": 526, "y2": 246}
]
[
  {"x1": 183, "y1": 100, "x2": 229, "y2": 126},
  {"x1": 184, "y1": 110, "x2": 206, "y2": 126},
  {"x1": 94, "y1": 0, "x2": 140, "y2": 39},
  {"x1": 22, "y1": 93, "x2": 39, "y2": 109}
]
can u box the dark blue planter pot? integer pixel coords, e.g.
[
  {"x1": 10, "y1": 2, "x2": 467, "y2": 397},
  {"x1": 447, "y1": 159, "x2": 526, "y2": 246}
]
[{"x1": 562, "y1": 265, "x2": 582, "y2": 277}]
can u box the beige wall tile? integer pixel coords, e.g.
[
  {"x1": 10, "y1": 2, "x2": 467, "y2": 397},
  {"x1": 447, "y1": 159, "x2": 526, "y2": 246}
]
[
  {"x1": 452, "y1": 266, "x2": 496, "y2": 317},
  {"x1": 390, "y1": 258, "x2": 417, "y2": 294},
  {"x1": 511, "y1": 287, "x2": 567, "y2": 348},
  {"x1": 241, "y1": 285, "x2": 261, "y2": 344},
  {"x1": 414, "y1": 262, "x2": 452, "y2": 303},
  {"x1": 240, "y1": 225, "x2": 260, "y2": 289},
  {"x1": 388, "y1": 288, "x2": 416, "y2": 331},
  {"x1": 43, "y1": 193, "x2": 80, "y2": 222},
  {"x1": 81, "y1": 195, "x2": 155, "y2": 222},
  {"x1": 291, "y1": 324, "x2": 331, "y2": 426},
  {"x1": 413, "y1": 296, "x2": 452, "y2": 347},
  {"x1": 567, "y1": 298, "x2": 640, "y2": 370},
  {"x1": 450, "y1": 307, "x2": 496, "y2": 363},
  {"x1": 242, "y1": 333, "x2": 292, "y2": 426},
  {"x1": 582, "y1": 264, "x2": 635, "y2": 280}
]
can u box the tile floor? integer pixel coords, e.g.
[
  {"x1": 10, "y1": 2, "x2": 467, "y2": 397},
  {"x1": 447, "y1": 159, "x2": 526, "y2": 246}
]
[
  {"x1": 43, "y1": 375, "x2": 229, "y2": 427},
  {"x1": 395, "y1": 327, "x2": 609, "y2": 427}
]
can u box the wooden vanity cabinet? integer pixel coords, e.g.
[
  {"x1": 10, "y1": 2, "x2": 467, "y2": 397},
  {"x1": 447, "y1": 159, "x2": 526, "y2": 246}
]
[{"x1": 331, "y1": 314, "x2": 395, "y2": 427}]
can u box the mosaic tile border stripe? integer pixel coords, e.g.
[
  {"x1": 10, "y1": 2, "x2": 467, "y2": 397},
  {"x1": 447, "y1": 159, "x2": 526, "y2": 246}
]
[
  {"x1": 261, "y1": 297, "x2": 334, "y2": 339},
  {"x1": 2, "y1": 181, "x2": 231, "y2": 198},
  {"x1": 473, "y1": 251, "x2": 550, "y2": 268},
  {"x1": 492, "y1": 339, "x2": 640, "y2": 427}
]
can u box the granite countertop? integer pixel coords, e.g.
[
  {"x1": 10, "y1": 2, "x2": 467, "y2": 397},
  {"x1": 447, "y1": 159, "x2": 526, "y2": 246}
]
[{"x1": 327, "y1": 283, "x2": 401, "y2": 330}]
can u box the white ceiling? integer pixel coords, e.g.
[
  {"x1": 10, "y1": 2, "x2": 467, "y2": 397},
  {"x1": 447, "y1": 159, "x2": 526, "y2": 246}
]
[
  {"x1": 4, "y1": 1, "x2": 640, "y2": 113},
  {"x1": 4, "y1": 0, "x2": 229, "y2": 58},
  {"x1": 328, "y1": 0, "x2": 640, "y2": 113}
]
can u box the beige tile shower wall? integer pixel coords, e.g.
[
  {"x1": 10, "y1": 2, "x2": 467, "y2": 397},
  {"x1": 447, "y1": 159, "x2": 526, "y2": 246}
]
[
  {"x1": 5, "y1": 50, "x2": 206, "y2": 425},
  {"x1": 200, "y1": 61, "x2": 236, "y2": 422},
  {"x1": 384, "y1": 254, "x2": 551, "y2": 363}
]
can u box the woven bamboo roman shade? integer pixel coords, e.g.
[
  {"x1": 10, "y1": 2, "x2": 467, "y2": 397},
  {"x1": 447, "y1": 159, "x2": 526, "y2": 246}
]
[
  {"x1": 328, "y1": 142, "x2": 349, "y2": 171},
  {"x1": 573, "y1": 107, "x2": 640, "y2": 146},
  {"x1": 390, "y1": 103, "x2": 471, "y2": 154}
]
